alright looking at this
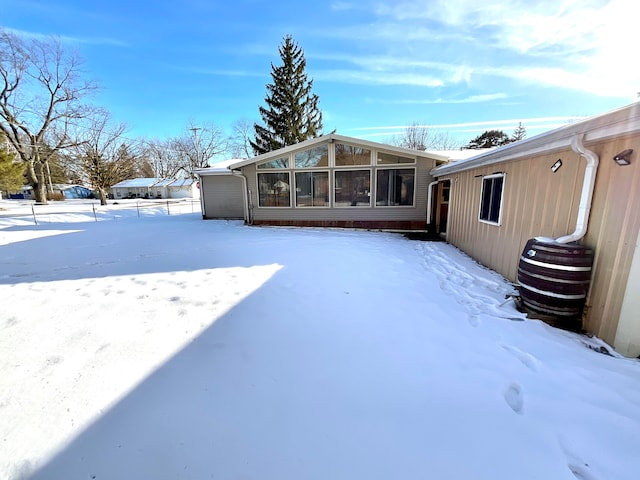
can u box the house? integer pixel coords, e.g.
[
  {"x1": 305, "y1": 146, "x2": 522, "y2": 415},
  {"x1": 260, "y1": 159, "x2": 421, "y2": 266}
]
[
  {"x1": 111, "y1": 178, "x2": 199, "y2": 200},
  {"x1": 55, "y1": 184, "x2": 94, "y2": 199},
  {"x1": 166, "y1": 177, "x2": 199, "y2": 199},
  {"x1": 194, "y1": 134, "x2": 448, "y2": 229},
  {"x1": 429, "y1": 102, "x2": 640, "y2": 357}
]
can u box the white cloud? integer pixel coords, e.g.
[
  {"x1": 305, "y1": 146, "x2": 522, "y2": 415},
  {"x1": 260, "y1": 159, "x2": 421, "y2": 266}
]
[
  {"x1": 373, "y1": 93, "x2": 510, "y2": 105},
  {"x1": 313, "y1": 69, "x2": 445, "y2": 87},
  {"x1": 4, "y1": 27, "x2": 128, "y2": 47},
  {"x1": 350, "y1": 115, "x2": 585, "y2": 132},
  {"x1": 365, "y1": 0, "x2": 639, "y2": 98}
]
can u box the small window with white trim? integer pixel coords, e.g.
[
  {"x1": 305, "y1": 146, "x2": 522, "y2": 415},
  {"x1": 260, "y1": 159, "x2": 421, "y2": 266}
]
[{"x1": 479, "y1": 173, "x2": 505, "y2": 225}]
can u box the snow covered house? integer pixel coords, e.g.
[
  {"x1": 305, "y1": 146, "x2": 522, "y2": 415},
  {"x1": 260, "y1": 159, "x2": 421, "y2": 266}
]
[
  {"x1": 429, "y1": 102, "x2": 640, "y2": 357},
  {"x1": 111, "y1": 178, "x2": 199, "y2": 200},
  {"x1": 194, "y1": 134, "x2": 448, "y2": 229}
]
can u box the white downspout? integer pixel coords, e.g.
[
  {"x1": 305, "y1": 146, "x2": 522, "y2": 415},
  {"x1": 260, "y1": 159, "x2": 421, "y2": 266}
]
[
  {"x1": 555, "y1": 133, "x2": 599, "y2": 244},
  {"x1": 426, "y1": 180, "x2": 438, "y2": 225},
  {"x1": 232, "y1": 170, "x2": 251, "y2": 224}
]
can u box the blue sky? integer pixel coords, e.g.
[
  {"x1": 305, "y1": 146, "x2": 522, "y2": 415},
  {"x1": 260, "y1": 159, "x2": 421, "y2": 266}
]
[{"x1": 4, "y1": 0, "x2": 639, "y2": 147}]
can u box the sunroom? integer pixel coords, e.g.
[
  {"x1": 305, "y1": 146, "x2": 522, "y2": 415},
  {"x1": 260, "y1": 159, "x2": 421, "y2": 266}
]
[{"x1": 199, "y1": 134, "x2": 447, "y2": 230}]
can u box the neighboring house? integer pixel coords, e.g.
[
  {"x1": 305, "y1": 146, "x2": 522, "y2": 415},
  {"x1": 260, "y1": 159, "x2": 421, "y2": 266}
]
[
  {"x1": 194, "y1": 134, "x2": 448, "y2": 229},
  {"x1": 166, "y1": 177, "x2": 200, "y2": 199},
  {"x1": 54, "y1": 184, "x2": 94, "y2": 199},
  {"x1": 8, "y1": 186, "x2": 33, "y2": 200},
  {"x1": 429, "y1": 102, "x2": 640, "y2": 357},
  {"x1": 111, "y1": 178, "x2": 199, "y2": 200}
]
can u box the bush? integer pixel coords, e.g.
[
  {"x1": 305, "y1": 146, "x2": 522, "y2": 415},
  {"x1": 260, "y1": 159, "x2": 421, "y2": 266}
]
[{"x1": 47, "y1": 192, "x2": 65, "y2": 201}]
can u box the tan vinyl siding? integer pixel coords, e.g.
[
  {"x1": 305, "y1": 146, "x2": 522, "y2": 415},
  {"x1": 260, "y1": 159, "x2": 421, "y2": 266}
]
[
  {"x1": 581, "y1": 135, "x2": 640, "y2": 343},
  {"x1": 441, "y1": 134, "x2": 640, "y2": 348},
  {"x1": 201, "y1": 175, "x2": 244, "y2": 219}
]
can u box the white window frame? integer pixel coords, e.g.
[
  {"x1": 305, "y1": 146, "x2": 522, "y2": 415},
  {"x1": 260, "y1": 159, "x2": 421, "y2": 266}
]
[
  {"x1": 478, "y1": 173, "x2": 505, "y2": 226},
  {"x1": 256, "y1": 171, "x2": 292, "y2": 208},
  {"x1": 374, "y1": 167, "x2": 417, "y2": 207},
  {"x1": 294, "y1": 170, "x2": 331, "y2": 208},
  {"x1": 333, "y1": 169, "x2": 372, "y2": 208}
]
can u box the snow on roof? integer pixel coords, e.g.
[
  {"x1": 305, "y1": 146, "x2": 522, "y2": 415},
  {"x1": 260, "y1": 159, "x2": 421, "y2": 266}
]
[
  {"x1": 168, "y1": 178, "x2": 196, "y2": 187},
  {"x1": 193, "y1": 159, "x2": 244, "y2": 176},
  {"x1": 426, "y1": 148, "x2": 495, "y2": 162},
  {"x1": 111, "y1": 178, "x2": 163, "y2": 188}
]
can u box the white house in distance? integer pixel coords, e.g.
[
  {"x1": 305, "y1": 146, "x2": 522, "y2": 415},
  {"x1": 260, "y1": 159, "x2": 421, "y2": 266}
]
[{"x1": 111, "y1": 178, "x2": 199, "y2": 200}]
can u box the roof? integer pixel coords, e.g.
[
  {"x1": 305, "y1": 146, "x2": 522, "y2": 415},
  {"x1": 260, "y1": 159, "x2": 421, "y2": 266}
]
[
  {"x1": 193, "y1": 159, "x2": 244, "y2": 176},
  {"x1": 168, "y1": 178, "x2": 196, "y2": 187},
  {"x1": 432, "y1": 101, "x2": 640, "y2": 176},
  {"x1": 111, "y1": 178, "x2": 164, "y2": 188},
  {"x1": 111, "y1": 177, "x2": 195, "y2": 188},
  {"x1": 194, "y1": 134, "x2": 449, "y2": 176},
  {"x1": 425, "y1": 148, "x2": 495, "y2": 162}
]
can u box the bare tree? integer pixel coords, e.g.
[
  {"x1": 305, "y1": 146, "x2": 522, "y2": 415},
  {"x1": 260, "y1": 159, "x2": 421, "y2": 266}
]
[
  {"x1": 389, "y1": 122, "x2": 461, "y2": 151},
  {"x1": 0, "y1": 30, "x2": 99, "y2": 204},
  {"x1": 170, "y1": 121, "x2": 229, "y2": 176},
  {"x1": 141, "y1": 139, "x2": 183, "y2": 178},
  {"x1": 65, "y1": 115, "x2": 137, "y2": 205},
  {"x1": 229, "y1": 118, "x2": 255, "y2": 159}
]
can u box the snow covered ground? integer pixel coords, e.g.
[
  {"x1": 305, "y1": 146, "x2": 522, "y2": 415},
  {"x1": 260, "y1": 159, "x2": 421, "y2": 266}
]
[{"x1": 1, "y1": 199, "x2": 639, "y2": 480}]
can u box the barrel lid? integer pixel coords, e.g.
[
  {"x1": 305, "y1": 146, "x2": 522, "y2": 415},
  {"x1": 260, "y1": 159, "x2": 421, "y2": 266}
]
[{"x1": 534, "y1": 236, "x2": 557, "y2": 244}]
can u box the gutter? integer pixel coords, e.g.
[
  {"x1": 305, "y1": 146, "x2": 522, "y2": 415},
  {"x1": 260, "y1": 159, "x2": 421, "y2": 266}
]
[
  {"x1": 231, "y1": 170, "x2": 252, "y2": 225},
  {"x1": 554, "y1": 134, "x2": 599, "y2": 244}
]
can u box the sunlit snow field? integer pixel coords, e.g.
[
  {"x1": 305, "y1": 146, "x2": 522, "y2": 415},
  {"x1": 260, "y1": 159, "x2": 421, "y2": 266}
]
[{"x1": 1, "y1": 199, "x2": 639, "y2": 480}]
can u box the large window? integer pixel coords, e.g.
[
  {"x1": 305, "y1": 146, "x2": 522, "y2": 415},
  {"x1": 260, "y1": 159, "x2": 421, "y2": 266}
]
[
  {"x1": 376, "y1": 168, "x2": 415, "y2": 206},
  {"x1": 295, "y1": 171, "x2": 329, "y2": 207},
  {"x1": 335, "y1": 143, "x2": 371, "y2": 166},
  {"x1": 258, "y1": 172, "x2": 291, "y2": 207},
  {"x1": 295, "y1": 145, "x2": 328, "y2": 168},
  {"x1": 334, "y1": 170, "x2": 371, "y2": 207},
  {"x1": 479, "y1": 173, "x2": 505, "y2": 224}
]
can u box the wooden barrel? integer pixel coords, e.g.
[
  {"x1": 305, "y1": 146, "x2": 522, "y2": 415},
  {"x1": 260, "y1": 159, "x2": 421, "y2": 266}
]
[{"x1": 517, "y1": 238, "x2": 594, "y2": 319}]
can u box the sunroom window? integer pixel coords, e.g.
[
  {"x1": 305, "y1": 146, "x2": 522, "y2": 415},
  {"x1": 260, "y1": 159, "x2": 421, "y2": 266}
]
[
  {"x1": 479, "y1": 173, "x2": 505, "y2": 224},
  {"x1": 335, "y1": 143, "x2": 371, "y2": 166},
  {"x1": 295, "y1": 145, "x2": 329, "y2": 168},
  {"x1": 377, "y1": 152, "x2": 415, "y2": 165},
  {"x1": 295, "y1": 171, "x2": 329, "y2": 207},
  {"x1": 257, "y1": 157, "x2": 289, "y2": 169},
  {"x1": 258, "y1": 172, "x2": 291, "y2": 207},
  {"x1": 334, "y1": 170, "x2": 371, "y2": 207},
  {"x1": 376, "y1": 168, "x2": 415, "y2": 206}
]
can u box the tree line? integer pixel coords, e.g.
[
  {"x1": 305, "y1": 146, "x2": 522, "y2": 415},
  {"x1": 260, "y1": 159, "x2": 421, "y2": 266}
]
[{"x1": 1, "y1": 29, "x2": 526, "y2": 205}]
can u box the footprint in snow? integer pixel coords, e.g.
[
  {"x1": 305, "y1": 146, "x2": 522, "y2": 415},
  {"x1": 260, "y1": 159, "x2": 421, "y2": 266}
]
[
  {"x1": 504, "y1": 382, "x2": 524, "y2": 414},
  {"x1": 560, "y1": 438, "x2": 600, "y2": 480},
  {"x1": 501, "y1": 344, "x2": 540, "y2": 372}
]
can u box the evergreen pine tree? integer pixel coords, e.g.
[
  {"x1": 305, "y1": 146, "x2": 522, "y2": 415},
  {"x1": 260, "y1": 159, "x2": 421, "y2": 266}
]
[
  {"x1": 511, "y1": 122, "x2": 527, "y2": 142},
  {"x1": 464, "y1": 130, "x2": 511, "y2": 149},
  {"x1": 251, "y1": 35, "x2": 323, "y2": 155},
  {"x1": 0, "y1": 147, "x2": 26, "y2": 194}
]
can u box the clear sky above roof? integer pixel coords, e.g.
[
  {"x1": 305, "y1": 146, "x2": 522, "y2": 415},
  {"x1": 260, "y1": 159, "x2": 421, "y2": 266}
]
[{"x1": 4, "y1": 0, "x2": 638, "y2": 147}]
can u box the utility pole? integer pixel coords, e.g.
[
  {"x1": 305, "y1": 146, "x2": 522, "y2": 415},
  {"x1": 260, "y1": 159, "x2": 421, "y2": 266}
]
[{"x1": 190, "y1": 127, "x2": 201, "y2": 169}]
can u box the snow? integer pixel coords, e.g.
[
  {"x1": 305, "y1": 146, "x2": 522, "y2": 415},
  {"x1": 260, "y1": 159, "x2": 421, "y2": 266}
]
[{"x1": 1, "y1": 199, "x2": 639, "y2": 480}]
